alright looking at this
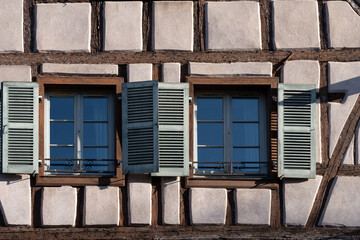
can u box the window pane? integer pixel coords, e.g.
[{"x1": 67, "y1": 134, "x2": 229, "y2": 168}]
[
  {"x1": 197, "y1": 148, "x2": 224, "y2": 171},
  {"x1": 50, "y1": 97, "x2": 74, "y2": 120},
  {"x1": 233, "y1": 123, "x2": 259, "y2": 147},
  {"x1": 50, "y1": 146, "x2": 74, "y2": 171},
  {"x1": 83, "y1": 147, "x2": 108, "y2": 160},
  {"x1": 83, "y1": 123, "x2": 108, "y2": 146},
  {"x1": 197, "y1": 98, "x2": 223, "y2": 120},
  {"x1": 198, "y1": 123, "x2": 223, "y2": 146},
  {"x1": 232, "y1": 98, "x2": 258, "y2": 121},
  {"x1": 233, "y1": 148, "x2": 260, "y2": 172},
  {"x1": 50, "y1": 122, "x2": 74, "y2": 144},
  {"x1": 83, "y1": 97, "x2": 108, "y2": 121}
]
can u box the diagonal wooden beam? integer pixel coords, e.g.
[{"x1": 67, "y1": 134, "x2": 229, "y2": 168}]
[{"x1": 306, "y1": 96, "x2": 360, "y2": 227}]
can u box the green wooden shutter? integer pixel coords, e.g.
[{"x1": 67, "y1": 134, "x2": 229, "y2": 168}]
[
  {"x1": 1, "y1": 82, "x2": 39, "y2": 174},
  {"x1": 278, "y1": 84, "x2": 316, "y2": 179},
  {"x1": 122, "y1": 81, "x2": 159, "y2": 174},
  {"x1": 152, "y1": 83, "x2": 189, "y2": 177}
]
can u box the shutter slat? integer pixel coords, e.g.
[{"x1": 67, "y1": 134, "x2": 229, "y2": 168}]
[
  {"x1": 1, "y1": 82, "x2": 39, "y2": 174},
  {"x1": 278, "y1": 84, "x2": 316, "y2": 179},
  {"x1": 122, "y1": 81, "x2": 159, "y2": 174}
]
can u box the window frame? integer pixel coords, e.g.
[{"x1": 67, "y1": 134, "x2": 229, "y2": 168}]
[
  {"x1": 36, "y1": 77, "x2": 125, "y2": 187},
  {"x1": 44, "y1": 91, "x2": 115, "y2": 176},
  {"x1": 185, "y1": 76, "x2": 279, "y2": 189}
]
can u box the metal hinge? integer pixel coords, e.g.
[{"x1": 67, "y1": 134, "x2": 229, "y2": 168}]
[{"x1": 189, "y1": 96, "x2": 193, "y2": 104}]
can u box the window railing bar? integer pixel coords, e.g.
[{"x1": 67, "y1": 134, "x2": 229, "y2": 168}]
[
  {"x1": 49, "y1": 144, "x2": 74, "y2": 147},
  {"x1": 197, "y1": 120, "x2": 224, "y2": 123},
  {"x1": 197, "y1": 145, "x2": 224, "y2": 148},
  {"x1": 83, "y1": 120, "x2": 108, "y2": 123},
  {"x1": 83, "y1": 146, "x2": 108, "y2": 148},
  {"x1": 193, "y1": 161, "x2": 268, "y2": 164},
  {"x1": 50, "y1": 119, "x2": 74, "y2": 122},
  {"x1": 45, "y1": 158, "x2": 118, "y2": 162},
  {"x1": 233, "y1": 146, "x2": 260, "y2": 148},
  {"x1": 232, "y1": 121, "x2": 259, "y2": 123}
]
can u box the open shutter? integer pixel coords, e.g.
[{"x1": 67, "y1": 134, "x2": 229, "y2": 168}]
[
  {"x1": 1, "y1": 82, "x2": 39, "y2": 174},
  {"x1": 278, "y1": 84, "x2": 316, "y2": 179},
  {"x1": 122, "y1": 81, "x2": 159, "y2": 174},
  {"x1": 152, "y1": 83, "x2": 189, "y2": 177}
]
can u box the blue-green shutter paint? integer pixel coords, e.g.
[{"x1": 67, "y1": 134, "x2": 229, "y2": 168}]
[
  {"x1": 152, "y1": 83, "x2": 189, "y2": 177},
  {"x1": 122, "y1": 81, "x2": 159, "y2": 174},
  {"x1": 1, "y1": 82, "x2": 39, "y2": 174},
  {"x1": 278, "y1": 84, "x2": 316, "y2": 179}
]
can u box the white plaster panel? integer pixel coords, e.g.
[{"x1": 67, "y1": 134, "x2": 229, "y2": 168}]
[
  {"x1": 0, "y1": 175, "x2": 31, "y2": 226},
  {"x1": 36, "y1": 3, "x2": 91, "y2": 52},
  {"x1": 104, "y1": 2, "x2": 143, "y2": 51},
  {"x1": 162, "y1": 177, "x2": 180, "y2": 225},
  {"x1": 41, "y1": 186, "x2": 77, "y2": 226},
  {"x1": 190, "y1": 188, "x2": 227, "y2": 225},
  {"x1": 127, "y1": 63, "x2": 153, "y2": 82},
  {"x1": 152, "y1": 1, "x2": 193, "y2": 51},
  {"x1": 41, "y1": 63, "x2": 118, "y2": 75},
  {"x1": 319, "y1": 176, "x2": 360, "y2": 227},
  {"x1": 283, "y1": 175, "x2": 322, "y2": 226},
  {"x1": 272, "y1": 0, "x2": 320, "y2": 49},
  {"x1": 356, "y1": 120, "x2": 360, "y2": 165},
  {"x1": 83, "y1": 186, "x2": 119, "y2": 226},
  {"x1": 328, "y1": 62, "x2": 360, "y2": 158},
  {"x1": 162, "y1": 63, "x2": 181, "y2": 83},
  {"x1": 189, "y1": 62, "x2": 272, "y2": 76},
  {"x1": 282, "y1": 60, "x2": 321, "y2": 163},
  {"x1": 205, "y1": 1, "x2": 261, "y2": 51},
  {"x1": 0, "y1": 0, "x2": 24, "y2": 52},
  {"x1": 326, "y1": 1, "x2": 360, "y2": 48},
  {"x1": 0, "y1": 65, "x2": 32, "y2": 89},
  {"x1": 128, "y1": 174, "x2": 152, "y2": 225},
  {"x1": 234, "y1": 189, "x2": 271, "y2": 225},
  {"x1": 342, "y1": 135, "x2": 355, "y2": 165}
]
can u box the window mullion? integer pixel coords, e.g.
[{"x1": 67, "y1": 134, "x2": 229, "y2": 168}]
[{"x1": 224, "y1": 95, "x2": 232, "y2": 173}]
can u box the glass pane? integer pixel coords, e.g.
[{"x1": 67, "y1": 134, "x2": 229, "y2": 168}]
[
  {"x1": 50, "y1": 97, "x2": 74, "y2": 120},
  {"x1": 198, "y1": 123, "x2": 223, "y2": 146},
  {"x1": 233, "y1": 123, "x2": 259, "y2": 147},
  {"x1": 83, "y1": 147, "x2": 108, "y2": 160},
  {"x1": 83, "y1": 123, "x2": 108, "y2": 146},
  {"x1": 50, "y1": 146, "x2": 74, "y2": 171},
  {"x1": 197, "y1": 98, "x2": 223, "y2": 120},
  {"x1": 197, "y1": 148, "x2": 224, "y2": 171},
  {"x1": 83, "y1": 97, "x2": 108, "y2": 121},
  {"x1": 232, "y1": 98, "x2": 258, "y2": 121},
  {"x1": 233, "y1": 148, "x2": 260, "y2": 172},
  {"x1": 50, "y1": 122, "x2": 74, "y2": 144},
  {"x1": 83, "y1": 148, "x2": 110, "y2": 173}
]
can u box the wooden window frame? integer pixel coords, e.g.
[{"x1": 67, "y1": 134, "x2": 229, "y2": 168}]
[
  {"x1": 185, "y1": 76, "x2": 279, "y2": 189},
  {"x1": 35, "y1": 77, "x2": 125, "y2": 186}
]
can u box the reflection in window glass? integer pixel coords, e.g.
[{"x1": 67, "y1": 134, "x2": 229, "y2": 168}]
[
  {"x1": 233, "y1": 148, "x2": 260, "y2": 172},
  {"x1": 232, "y1": 98, "x2": 258, "y2": 121},
  {"x1": 50, "y1": 97, "x2": 74, "y2": 120},
  {"x1": 233, "y1": 123, "x2": 259, "y2": 147},
  {"x1": 50, "y1": 122, "x2": 74, "y2": 145},
  {"x1": 197, "y1": 123, "x2": 223, "y2": 146},
  {"x1": 83, "y1": 123, "x2": 108, "y2": 146},
  {"x1": 197, "y1": 98, "x2": 223, "y2": 120},
  {"x1": 198, "y1": 148, "x2": 224, "y2": 171},
  {"x1": 83, "y1": 97, "x2": 107, "y2": 121}
]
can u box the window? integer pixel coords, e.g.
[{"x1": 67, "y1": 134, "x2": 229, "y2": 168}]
[
  {"x1": 36, "y1": 77, "x2": 124, "y2": 186},
  {"x1": 194, "y1": 90, "x2": 267, "y2": 176},
  {"x1": 44, "y1": 92, "x2": 114, "y2": 175}
]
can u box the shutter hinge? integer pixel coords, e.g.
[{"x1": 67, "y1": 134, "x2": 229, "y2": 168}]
[
  {"x1": 117, "y1": 159, "x2": 122, "y2": 167},
  {"x1": 189, "y1": 96, "x2": 193, "y2": 104},
  {"x1": 38, "y1": 159, "x2": 42, "y2": 167},
  {"x1": 117, "y1": 96, "x2": 122, "y2": 101},
  {"x1": 189, "y1": 162, "x2": 192, "y2": 168},
  {"x1": 39, "y1": 95, "x2": 43, "y2": 103},
  {"x1": 272, "y1": 96, "x2": 278, "y2": 102}
]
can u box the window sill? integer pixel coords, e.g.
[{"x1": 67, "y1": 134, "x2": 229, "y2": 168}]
[
  {"x1": 35, "y1": 168, "x2": 125, "y2": 186},
  {"x1": 185, "y1": 175, "x2": 279, "y2": 189}
]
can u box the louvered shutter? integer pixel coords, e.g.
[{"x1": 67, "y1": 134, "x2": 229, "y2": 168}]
[
  {"x1": 1, "y1": 82, "x2": 39, "y2": 174},
  {"x1": 122, "y1": 81, "x2": 159, "y2": 174},
  {"x1": 152, "y1": 83, "x2": 189, "y2": 177},
  {"x1": 278, "y1": 84, "x2": 316, "y2": 179}
]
